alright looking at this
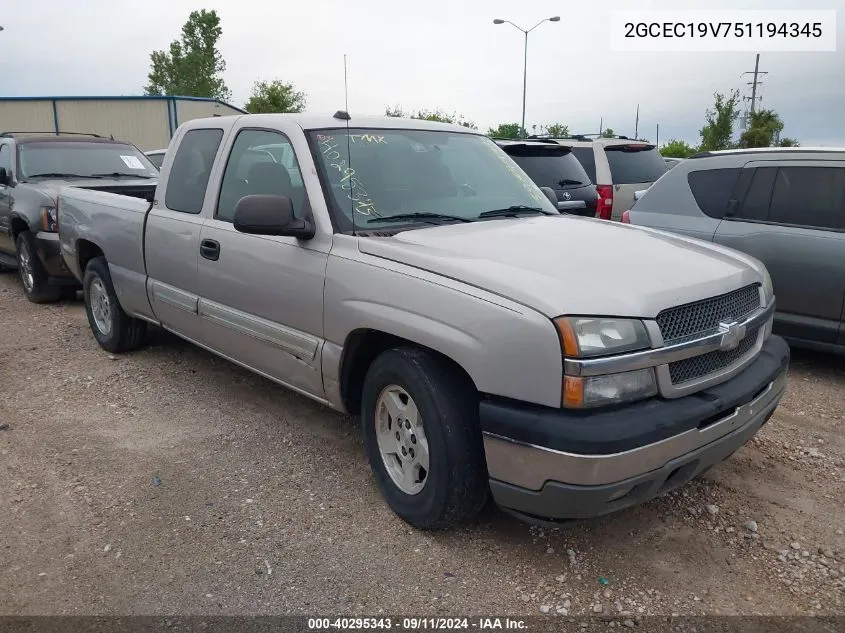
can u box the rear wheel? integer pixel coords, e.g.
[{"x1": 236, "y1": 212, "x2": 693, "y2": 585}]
[
  {"x1": 361, "y1": 347, "x2": 488, "y2": 530},
  {"x1": 16, "y1": 231, "x2": 61, "y2": 303},
  {"x1": 83, "y1": 256, "x2": 146, "y2": 353}
]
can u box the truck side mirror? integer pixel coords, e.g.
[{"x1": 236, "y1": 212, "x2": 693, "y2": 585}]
[{"x1": 233, "y1": 194, "x2": 315, "y2": 239}]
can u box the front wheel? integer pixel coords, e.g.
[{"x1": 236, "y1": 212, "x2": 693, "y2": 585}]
[
  {"x1": 83, "y1": 256, "x2": 146, "y2": 353},
  {"x1": 16, "y1": 231, "x2": 61, "y2": 303},
  {"x1": 361, "y1": 347, "x2": 489, "y2": 530}
]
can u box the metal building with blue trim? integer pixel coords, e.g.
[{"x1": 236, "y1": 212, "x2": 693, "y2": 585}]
[{"x1": 0, "y1": 95, "x2": 246, "y2": 150}]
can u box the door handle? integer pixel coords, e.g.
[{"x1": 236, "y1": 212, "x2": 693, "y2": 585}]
[{"x1": 200, "y1": 239, "x2": 220, "y2": 261}]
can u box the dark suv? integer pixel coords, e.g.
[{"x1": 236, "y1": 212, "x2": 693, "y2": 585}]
[
  {"x1": 495, "y1": 139, "x2": 598, "y2": 217},
  {"x1": 0, "y1": 133, "x2": 158, "y2": 302}
]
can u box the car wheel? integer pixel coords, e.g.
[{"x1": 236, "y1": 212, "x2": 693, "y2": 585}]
[
  {"x1": 361, "y1": 347, "x2": 489, "y2": 530},
  {"x1": 83, "y1": 256, "x2": 146, "y2": 353},
  {"x1": 16, "y1": 231, "x2": 61, "y2": 303}
]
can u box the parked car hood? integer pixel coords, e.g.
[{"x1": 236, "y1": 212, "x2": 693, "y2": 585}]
[
  {"x1": 357, "y1": 216, "x2": 766, "y2": 318},
  {"x1": 22, "y1": 177, "x2": 156, "y2": 194}
]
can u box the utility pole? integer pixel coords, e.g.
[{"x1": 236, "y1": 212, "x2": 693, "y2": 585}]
[
  {"x1": 743, "y1": 54, "x2": 768, "y2": 117},
  {"x1": 599, "y1": 117, "x2": 603, "y2": 136},
  {"x1": 656, "y1": 123, "x2": 659, "y2": 147}
]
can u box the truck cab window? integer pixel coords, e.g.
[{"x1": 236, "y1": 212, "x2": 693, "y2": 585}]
[
  {"x1": 0, "y1": 144, "x2": 13, "y2": 179},
  {"x1": 216, "y1": 130, "x2": 305, "y2": 222},
  {"x1": 164, "y1": 128, "x2": 224, "y2": 214}
]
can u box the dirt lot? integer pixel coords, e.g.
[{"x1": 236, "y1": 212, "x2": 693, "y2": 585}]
[{"x1": 1, "y1": 270, "x2": 843, "y2": 618}]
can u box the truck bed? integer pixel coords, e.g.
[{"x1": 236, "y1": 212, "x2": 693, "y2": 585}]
[{"x1": 57, "y1": 186, "x2": 154, "y2": 318}]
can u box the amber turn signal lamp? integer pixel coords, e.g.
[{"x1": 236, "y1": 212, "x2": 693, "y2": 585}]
[
  {"x1": 563, "y1": 376, "x2": 584, "y2": 408},
  {"x1": 555, "y1": 318, "x2": 580, "y2": 357}
]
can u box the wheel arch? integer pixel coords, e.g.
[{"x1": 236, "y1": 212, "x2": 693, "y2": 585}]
[
  {"x1": 76, "y1": 239, "x2": 105, "y2": 275},
  {"x1": 338, "y1": 328, "x2": 478, "y2": 416},
  {"x1": 10, "y1": 215, "x2": 30, "y2": 243}
]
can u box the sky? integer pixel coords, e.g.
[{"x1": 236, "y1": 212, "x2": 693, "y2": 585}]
[{"x1": 1, "y1": 0, "x2": 843, "y2": 146}]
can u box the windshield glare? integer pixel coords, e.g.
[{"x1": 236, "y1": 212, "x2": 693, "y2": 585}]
[
  {"x1": 310, "y1": 129, "x2": 557, "y2": 229},
  {"x1": 18, "y1": 142, "x2": 159, "y2": 179}
]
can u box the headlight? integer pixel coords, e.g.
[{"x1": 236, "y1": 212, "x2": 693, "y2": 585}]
[
  {"x1": 555, "y1": 316, "x2": 656, "y2": 408},
  {"x1": 554, "y1": 317, "x2": 651, "y2": 358},
  {"x1": 761, "y1": 269, "x2": 773, "y2": 304},
  {"x1": 41, "y1": 205, "x2": 58, "y2": 232},
  {"x1": 564, "y1": 368, "x2": 658, "y2": 409}
]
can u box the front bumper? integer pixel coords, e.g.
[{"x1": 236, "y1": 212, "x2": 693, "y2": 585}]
[
  {"x1": 34, "y1": 232, "x2": 78, "y2": 285},
  {"x1": 481, "y1": 335, "x2": 789, "y2": 522}
]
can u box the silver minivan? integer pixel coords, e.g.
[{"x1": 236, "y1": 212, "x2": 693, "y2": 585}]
[
  {"x1": 626, "y1": 147, "x2": 845, "y2": 354},
  {"x1": 546, "y1": 136, "x2": 669, "y2": 221}
]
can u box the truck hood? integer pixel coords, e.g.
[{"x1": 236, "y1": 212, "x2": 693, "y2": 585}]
[
  {"x1": 22, "y1": 177, "x2": 157, "y2": 194},
  {"x1": 357, "y1": 215, "x2": 765, "y2": 318}
]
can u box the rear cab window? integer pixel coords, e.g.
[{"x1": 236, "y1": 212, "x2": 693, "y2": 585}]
[
  {"x1": 604, "y1": 143, "x2": 668, "y2": 184},
  {"x1": 164, "y1": 128, "x2": 224, "y2": 214},
  {"x1": 0, "y1": 143, "x2": 11, "y2": 177}
]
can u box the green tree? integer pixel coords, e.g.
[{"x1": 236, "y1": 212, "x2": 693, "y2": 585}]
[
  {"x1": 738, "y1": 109, "x2": 797, "y2": 148},
  {"x1": 144, "y1": 9, "x2": 231, "y2": 101},
  {"x1": 487, "y1": 123, "x2": 522, "y2": 139},
  {"x1": 538, "y1": 122, "x2": 570, "y2": 137},
  {"x1": 244, "y1": 80, "x2": 306, "y2": 114},
  {"x1": 660, "y1": 139, "x2": 698, "y2": 158},
  {"x1": 384, "y1": 106, "x2": 476, "y2": 128},
  {"x1": 600, "y1": 128, "x2": 615, "y2": 138},
  {"x1": 698, "y1": 90, "x2": 740, "y2": 151}
]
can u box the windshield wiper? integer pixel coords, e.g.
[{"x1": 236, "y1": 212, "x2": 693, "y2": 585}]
[
  {"x1": 91, "y1": 172, "x2": 155, "y2": 179},
  {"x1": 24, "y1": 172, "x2": 103, "y2": 179},
  {"x1": 558, "y1": 179, "x2": 584, "y2": 186},
  {"x1": 366, "y1": 212, "x2": 474, "y2": 225},
  {"x1": 478, "y1": 205, "x2": 548, "y2": 219}
]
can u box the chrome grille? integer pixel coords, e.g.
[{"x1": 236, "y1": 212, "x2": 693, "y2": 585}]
[
  {"x1": 668, "y1": 327, "x2": 759, "y2": 384},
  {"x1": 656, "y1": 284, "x2": 761, "y2": 343}
]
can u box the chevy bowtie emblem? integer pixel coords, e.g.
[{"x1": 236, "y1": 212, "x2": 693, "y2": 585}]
[
  {"x1": 561, "y1": 191, "x2": 571, "y2": 200},
  {"x1": 718, "y1": 320, "x2": 746, "y2": 351}
]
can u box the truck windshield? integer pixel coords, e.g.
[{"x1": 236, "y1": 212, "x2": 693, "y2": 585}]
[
  {"x1": 18, "y1": 142, "x2": 159, "y2": 180},
  {"x1": 309, "y1": 128, "x2": 557, "y2": 230}
]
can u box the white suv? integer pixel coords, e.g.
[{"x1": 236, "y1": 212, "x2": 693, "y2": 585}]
[{"x1": 544, "y1": 135, "x2": 668, "y2": 221}]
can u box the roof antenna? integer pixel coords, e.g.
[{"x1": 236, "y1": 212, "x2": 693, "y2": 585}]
[
  {"x1": 333, "y1": 55, "x2": 351, "y2": 121},
  {"x1": 344, "y1": 54, "x2": 349, "y2": 114}
]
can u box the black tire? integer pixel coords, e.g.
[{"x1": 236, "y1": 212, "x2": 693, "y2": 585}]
[
  {"x1": 16, "y1": 231, "x2": 61, "y2": 303},
  {"x1": 83, "y1": 256, "x2": 146, "y2": 353},
  {"x1": 361, "y1": 347, "x2": 489, "y2": 530}
]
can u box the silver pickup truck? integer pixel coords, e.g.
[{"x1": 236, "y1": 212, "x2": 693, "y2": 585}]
[{"x1": 57, "y1": 113, "x2": 789, "y2": 530}]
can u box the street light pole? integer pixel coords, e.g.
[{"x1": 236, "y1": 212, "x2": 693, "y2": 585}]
[
  {"x1": 522, "y1": 30, "x2": 528, "y2": 138},
  {"x1": 493, "y1": 16, "x2": 560, "y2": 137}
]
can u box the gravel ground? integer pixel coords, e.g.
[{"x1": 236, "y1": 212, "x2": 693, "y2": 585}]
[{"x1": 1, "y1": 270, "x2": 843, "y2": 617}]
